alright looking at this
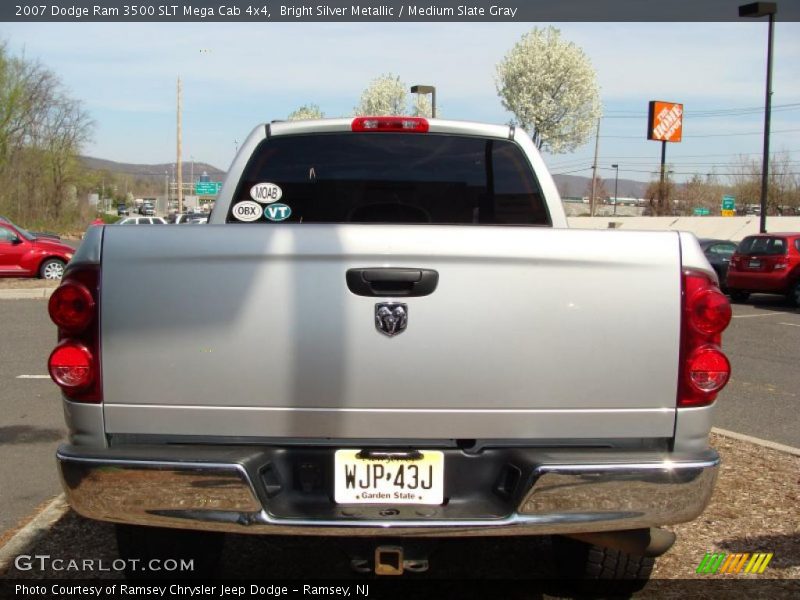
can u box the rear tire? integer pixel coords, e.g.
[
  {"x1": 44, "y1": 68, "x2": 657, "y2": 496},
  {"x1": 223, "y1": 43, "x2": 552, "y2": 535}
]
[
  {"x1": 729, "y1": 290, "x2": 750, "y2": 303},
  {"x1": 39, "y1": 258, "x2": 65, "y2": 280},
  {"x1": 789, "y1": 281, "x2": 800, "y2": 307},
  {"x1": 552, "y1": 536, "x2": 654, "y2": 590},
  {"x1": 115, "y1": 524, "x2": 224, "y2": 579}
]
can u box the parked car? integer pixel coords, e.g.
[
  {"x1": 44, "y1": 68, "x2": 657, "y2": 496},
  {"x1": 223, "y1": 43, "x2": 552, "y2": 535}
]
[
  {"x1": 0, "y1": 216, "x2": 62, "y2": 241},
  {"x1": 169, "y1": 212, "x2": 205, "y2": 224},
  {"x1": 117, "y1": 204, "x2": 130, "y2": 216},
  {"x1": 0, "y1": 219, "x2": 74, "y2": 279},
  {"x1": 726, "y1": 232, "x2": 800, "y2": 305},
  {"x1": 116, "y1": 217, "x2": 167, "y2": 225},
  {"x1": 51, "y1": 117, "x2": 731, "y2": 584},
  {"x1": 698, "y1": 239, "x2": 738, "y2": 291},
  {"x1": 139, "y1": 203, "x2": 155, "y2": 216}
]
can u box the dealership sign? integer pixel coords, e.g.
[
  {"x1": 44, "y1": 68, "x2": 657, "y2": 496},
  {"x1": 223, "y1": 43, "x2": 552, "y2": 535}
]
[{"x1": 648, "y1": 101, "x2": 683, "y2": 143}]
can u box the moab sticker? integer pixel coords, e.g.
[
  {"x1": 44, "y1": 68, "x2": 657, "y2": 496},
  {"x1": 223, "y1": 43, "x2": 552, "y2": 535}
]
[
  {"x1": 264, "y1": 203, "x2": 292, "y2": 222},
  {"x1": 231, "y1": 200, "x2": 263, "y2": 222},
  {"x1": 250, "y1": 182, "x2": 282, "y2": 204}
]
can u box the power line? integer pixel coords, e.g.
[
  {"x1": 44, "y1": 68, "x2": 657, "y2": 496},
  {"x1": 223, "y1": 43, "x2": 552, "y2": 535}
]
[
  {"x1": 603, "y1": 102, "x2": 800, "y2": 119},
  {"x1": 550, "y1": 167, "x2": 592, "y2": 175},
  {"x1": 601, "y1": 128, "x2": 800, "y2": 139},
  {"x1": 548, "y1": 149, "x2": 800, "y2": 162}
]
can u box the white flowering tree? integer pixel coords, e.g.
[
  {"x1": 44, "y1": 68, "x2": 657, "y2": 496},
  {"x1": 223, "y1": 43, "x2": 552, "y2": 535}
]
[
  {"x1": 287, "y1": 104, "x2": 324, "y2": 121},
  {"x1": 410, "y1": 92, "x2": 433, "y2": 118},
  {"x1": 354, "y1": 74, "x2": 408, "y2": 116},
  {"x1": 496, "y1": 27, "x2": 601, "y2": 153}
]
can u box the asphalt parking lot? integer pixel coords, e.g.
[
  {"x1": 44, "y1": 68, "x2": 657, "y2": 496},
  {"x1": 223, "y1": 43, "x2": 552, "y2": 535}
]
[
  {"x1": 716, "y1": 295, "x2": 800, "y2": 448},
  {"x1": 0, "y1": 291, "x2": 798, "y2": 589}
]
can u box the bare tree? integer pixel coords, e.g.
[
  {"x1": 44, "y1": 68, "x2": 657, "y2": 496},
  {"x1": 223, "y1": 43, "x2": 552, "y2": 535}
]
[{"x1": 0, "y1": 43, "x2": 93, "y2": 224}]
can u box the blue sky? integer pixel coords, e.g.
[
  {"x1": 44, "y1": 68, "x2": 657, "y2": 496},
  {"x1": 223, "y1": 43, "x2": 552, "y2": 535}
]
[{"x1": 1, "y1": 21, "x2": 799, "y2": 183}]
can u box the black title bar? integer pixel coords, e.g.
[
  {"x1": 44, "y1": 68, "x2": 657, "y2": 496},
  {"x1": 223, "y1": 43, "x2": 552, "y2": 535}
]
[{"x1": 4, "y1": 0, "x2": 800, "y2": 22}]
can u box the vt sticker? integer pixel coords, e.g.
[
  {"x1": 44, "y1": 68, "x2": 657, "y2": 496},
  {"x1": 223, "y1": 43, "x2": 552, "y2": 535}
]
[{"x1": 264, "y1": 203, "x2": 292, "y2": 222}]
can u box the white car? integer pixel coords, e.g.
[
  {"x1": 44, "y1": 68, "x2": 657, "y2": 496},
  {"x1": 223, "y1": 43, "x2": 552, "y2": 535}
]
[
  {"x1": 171, "y1": 213, "x2": 207, "y2": 224},
  {"x1": 116, "y1": 217, "x2": 166, "y2": 225}
]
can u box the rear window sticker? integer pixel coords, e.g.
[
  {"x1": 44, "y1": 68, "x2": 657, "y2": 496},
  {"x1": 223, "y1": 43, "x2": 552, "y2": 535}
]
[
  {"x1": 264, "y1": 203, "x2": 292, "y2": 222},
  {"x1": 231, "y1": 200, "x2": 263, "y2": 222},
  {"x1": 250, "y1": 182, "x2": 283, "y2": 204}
]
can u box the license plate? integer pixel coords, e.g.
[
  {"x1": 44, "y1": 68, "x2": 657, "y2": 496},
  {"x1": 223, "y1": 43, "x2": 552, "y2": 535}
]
[
  {"x1": 334, "y1": 450, "x2": 444, "y2": 505},
  {"x1": 749, "y1": 260, "x2": 762, "y2": 268}
]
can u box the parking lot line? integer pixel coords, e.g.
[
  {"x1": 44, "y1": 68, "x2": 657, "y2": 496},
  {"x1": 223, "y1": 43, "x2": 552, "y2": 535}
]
[
  {"x1": 779, "y1": 322, "x2": 800, "y2": 327},
  {"x1": 731, "y1": 313, "x2": 784, "y2": 319},
  {"x1": 15, "y1": 375, "x2": 50, "y2": 379},
  {"x1": 712, "y1": 427, "x2": 800, "y2": 457}
]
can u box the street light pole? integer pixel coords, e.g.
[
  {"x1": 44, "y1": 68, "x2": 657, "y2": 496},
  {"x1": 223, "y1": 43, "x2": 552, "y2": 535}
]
[
  {"x1": 410, "y1": 85, "x2": 436, "y2": 118},
  {"x1": 612, "y1": 164, "x2": 619, "y2": 216},
  {"x1": 739, "y1": 2, "x2": 777, "y2": 233}
]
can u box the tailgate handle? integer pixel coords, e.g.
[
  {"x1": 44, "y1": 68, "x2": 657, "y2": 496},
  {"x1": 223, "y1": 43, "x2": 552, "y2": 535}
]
[{"x1": 346, "y1": 268, "x2": 439, "y2": 297}]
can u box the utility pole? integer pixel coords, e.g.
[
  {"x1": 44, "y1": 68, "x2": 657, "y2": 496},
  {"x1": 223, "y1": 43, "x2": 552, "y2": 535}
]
[
  {"x1": 658, "y1": 140, "x2": 667, "y2": 215},
  {"x1": 177, "y1": 76, "x2": 183, "y2": 215},
  {"x1": 589, "y1": 118, "x2": 601, "y2": 217}
]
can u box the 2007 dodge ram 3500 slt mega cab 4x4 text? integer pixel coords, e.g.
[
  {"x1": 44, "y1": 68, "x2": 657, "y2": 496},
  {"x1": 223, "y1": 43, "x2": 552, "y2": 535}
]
[{"x1": 49, "y1": 117, "x2": 731, "y2": 581}]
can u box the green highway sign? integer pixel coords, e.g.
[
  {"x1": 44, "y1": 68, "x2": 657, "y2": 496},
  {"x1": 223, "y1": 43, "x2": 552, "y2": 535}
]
[
  {"x1": 195, "y1": 182, "x2": 222, "y2": 195},
  {"x1": 722, "y1": 195, "x2": 736, "y2": 211},
  {"x1": 694, "y1": 207, "x2": 710, "y2": 216}
]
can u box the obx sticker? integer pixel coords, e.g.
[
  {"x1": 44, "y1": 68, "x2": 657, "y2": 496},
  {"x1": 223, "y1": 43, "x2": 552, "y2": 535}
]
[{"x1": 231, "y1": 200, "x2": 262, "y2": 222}]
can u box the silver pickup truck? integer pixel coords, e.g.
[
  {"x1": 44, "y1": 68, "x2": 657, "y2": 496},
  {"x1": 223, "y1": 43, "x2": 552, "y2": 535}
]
[{"x1": 49, "y1": 117, "x2": 732, "y2": 582}]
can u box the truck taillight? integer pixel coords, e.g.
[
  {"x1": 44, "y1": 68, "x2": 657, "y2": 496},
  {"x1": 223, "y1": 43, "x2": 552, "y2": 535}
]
[
  {"x1": 351, "y1": 116, "x2": 429, "y2": 133},
  {"x1": 678, "y1": 270, "x2": 731, "y2": 407},
  {"x1": 774, "y1": 257, "x2": 788, "y2": 270},
  {"x1": 47, "y1": 265, "x2": 102, "y2": 403},
  {"x1": 686, "y1": 346, "x2": 730, "y2": 392},
  {"x1": 48, "y1": 342, "x2": 94, "y2": 390},
  {"x1": 48, "y1": 282, "x2": 95, "y2": 332},
  {"x1": 689, "y1": 288, "x2": 731, "y2": 335}
]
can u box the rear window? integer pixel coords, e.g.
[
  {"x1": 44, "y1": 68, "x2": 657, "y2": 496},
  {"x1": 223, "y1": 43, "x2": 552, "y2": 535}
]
[
  {"x1": 737, "y1": 236, "x2": 787, "y2": 256},
  {"x1": 708, "y1": 243, "x2": 737, "y2": 257},
  {"x1": 227, "y1": 133, "x2": 550, "y2": 226}
]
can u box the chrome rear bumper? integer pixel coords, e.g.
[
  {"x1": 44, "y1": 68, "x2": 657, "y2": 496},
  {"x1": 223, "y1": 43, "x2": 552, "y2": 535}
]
[{"x1": 57, "y1": 444, "x2": 719, "y2": 537}]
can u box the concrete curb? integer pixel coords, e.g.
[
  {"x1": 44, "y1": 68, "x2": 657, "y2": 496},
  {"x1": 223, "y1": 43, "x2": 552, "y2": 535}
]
[
  {"x1": 0, "y1": 494, "x2": 69, "y2": 574},
  {"x1": 0, "y1": 288, "x2": 54, "y2": 300},
  {"x1": 0, "y1": 288, "x2": 56, "y2": 300},
  {"x1": 712, "y1": 427, "x2": 800, "y2": 457}
]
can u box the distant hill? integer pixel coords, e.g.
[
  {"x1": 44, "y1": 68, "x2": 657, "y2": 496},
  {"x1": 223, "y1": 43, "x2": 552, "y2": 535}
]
[
  {"x1": 80, "y1": 156, "x2": 649, "y2": 200},
  {"x1": 81, "y1": 156, "x2": 226, "y2": 182},
  {"x1": 552, "y1": 174, "x2": 648, "y2": 200}
]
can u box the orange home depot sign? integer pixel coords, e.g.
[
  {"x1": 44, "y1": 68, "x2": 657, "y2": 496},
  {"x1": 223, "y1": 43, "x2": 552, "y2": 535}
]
[{"x1": 648, "y1": 101, "x2": 683, "y2": 142}]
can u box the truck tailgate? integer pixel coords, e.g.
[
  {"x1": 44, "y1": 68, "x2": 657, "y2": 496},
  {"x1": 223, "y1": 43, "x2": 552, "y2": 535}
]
[{"x1": 101, "y1": 225, "x2": 682, "y2": 440}]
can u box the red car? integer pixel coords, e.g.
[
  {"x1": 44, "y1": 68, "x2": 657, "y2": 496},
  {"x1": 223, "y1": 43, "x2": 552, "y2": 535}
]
[
  {"x1": 0, "y1": 218, "x2": 74, "y2": 280},
  {"x1": 726, "y1": 232, "x2": 800, "y2": 305}
]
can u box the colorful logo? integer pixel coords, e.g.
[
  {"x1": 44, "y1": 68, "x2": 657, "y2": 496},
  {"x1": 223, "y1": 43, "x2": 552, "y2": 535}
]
[{"x1": 696, "y1": 552, "x2": 773, "y2": 575}]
